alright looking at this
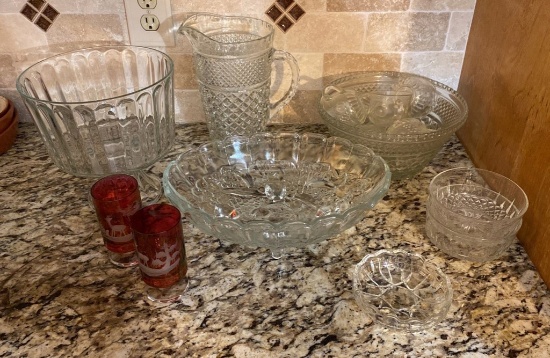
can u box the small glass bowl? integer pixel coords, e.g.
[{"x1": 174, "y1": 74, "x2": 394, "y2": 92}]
[
  {"x1": 353, "y1": 249, "x2": 453, "y2": 332},
  {"x1": 426, "y1": 167, "x2": 529, "y2": 262}
]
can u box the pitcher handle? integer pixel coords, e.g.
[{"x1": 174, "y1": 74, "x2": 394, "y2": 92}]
[{"x1": 269, "y1": 50, "x2": 300, "y2": 118}]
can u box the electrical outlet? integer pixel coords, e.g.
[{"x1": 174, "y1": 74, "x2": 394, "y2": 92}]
[
  {"x1": 124, "y1": 0, "x2": 174, "y2": 47},
  {"x1": 141, "y1": 14, "x2": 160, "y2": 31},
  {"x1": 138, "y1": 0, "x2": 157, "y2": 9}
]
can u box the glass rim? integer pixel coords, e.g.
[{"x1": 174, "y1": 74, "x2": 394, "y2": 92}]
[
  {"x1": 90, "y1": 173, "x2": 140, "y2": 203},
  {"x1": 428, "y1": 167, "x2": 529, "y2": 219},
  {"x1": 16, "y1": 45, "x2": 174, "y2": 106},
  {"x1": 179, "y1": 13, "x2": 274, "y2": 46},
  {"x1": 318, "y1": 70, "x2": 468, "y2": 141},
  {"x1": 131, "y1": 203, "x2": 182, "y2": 236}
]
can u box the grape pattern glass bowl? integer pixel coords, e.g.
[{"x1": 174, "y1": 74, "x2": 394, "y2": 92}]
[
  {"x1": 319, "y1": 71, "x2": 468, "y2": 180},
  {"x1": 353, "y1": 250, "x2": 453, "y2": 332},
  {"x1": 163, "y1": 132, "x2": 391, "y2": 258}
]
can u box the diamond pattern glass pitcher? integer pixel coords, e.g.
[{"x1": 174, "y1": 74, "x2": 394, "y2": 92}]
[{"x1": 180, "y1": 13, "x2": 299, "y2": 140}]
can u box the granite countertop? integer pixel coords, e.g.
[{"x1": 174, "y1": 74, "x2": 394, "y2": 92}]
[{"x1": 1, "y1": 122, "x2": 550, "y2": 357}]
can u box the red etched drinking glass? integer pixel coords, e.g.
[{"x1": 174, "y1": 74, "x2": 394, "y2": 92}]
[
  {"x1": 90, "y1": 174, "x2": 142, "y2": 267},
  {"x1": 130, "y1": 203, "x2": 188, "y2": 303}
]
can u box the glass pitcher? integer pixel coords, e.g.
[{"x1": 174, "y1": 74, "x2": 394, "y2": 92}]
[{"x1": 179, "y1": 13, "x2": 299, "y2": 140}]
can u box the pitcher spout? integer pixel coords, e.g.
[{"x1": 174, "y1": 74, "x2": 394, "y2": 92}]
[
  {"x1": 178, "y1": 13, "x2": 214, "y2": 48},
  {"x1": 178, "y1": 13, "x2": 275, "y2": 56}
]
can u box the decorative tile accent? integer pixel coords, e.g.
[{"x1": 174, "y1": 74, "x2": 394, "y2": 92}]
[
  {"x1": 265, "y1": 5, "x2": 283, "y2": 22},
  {"x1": 35, "y1": 15, "x2": 53, "y2": 31},
  {"x1": 277, "y1": 15, "x2": 294, "y2": 32},
  {"x1": 42, "y1": 4, "x2": 59, "y2": 22},
  {"x1": 20, "y1": 4, "x2": 39, "y2": 22},
  {"x1": 265, "y1": 0, "x2": 305, "y2": 33},
  {"x1": 277, "y1": 0, "x2": 295, "y2": 10},
  {"x1": 28, "y1": 0, "x2": 46, "y2": 11},
  {"x1": 288, "y1": 4, "x2": 305, "y2": 21},
  {"x1": 20, "y1": 0, "x2": 59, "y2": 32}
]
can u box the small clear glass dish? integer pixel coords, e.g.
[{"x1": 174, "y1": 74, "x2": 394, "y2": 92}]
[
  {"x1": 353, "y1": 249, "x2": 453, "y2": 332},
  {"x1": 163, "y1": 132, "x2": 391, "y2": 258},
  {"x1": 426, "y1": 167, "x2": 529, "y2": 262}
]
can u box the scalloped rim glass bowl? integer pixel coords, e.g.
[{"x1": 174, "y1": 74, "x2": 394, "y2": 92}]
[
  {"x1": 353, "y1": 249, "x2": 453, "y2": 332},
  {"x1": 319, "y1": 71, "x2": 468, "y2": 180},
  {"x1": 163, "y1": 132, "x2": 391, "y2": 258}
]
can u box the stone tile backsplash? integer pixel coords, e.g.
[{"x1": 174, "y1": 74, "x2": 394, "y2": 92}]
[{"x1": 0, "y1": 0, "x2": 475, "y2": 124}]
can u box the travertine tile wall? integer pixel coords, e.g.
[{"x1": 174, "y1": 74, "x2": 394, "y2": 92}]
[{"x1": 0, "y1": 0, "x2": 475, "y2": 124}]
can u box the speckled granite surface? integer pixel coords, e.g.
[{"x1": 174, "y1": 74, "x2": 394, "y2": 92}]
[{"x1": 1, "y1": 123, "x2": 550, "y2": 358}]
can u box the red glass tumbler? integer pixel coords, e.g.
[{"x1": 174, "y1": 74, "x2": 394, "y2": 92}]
[
  {"x1": 90, "y1": 174, "x2": 142, "y2": 267},
  {"x1": 130, "y1": 203, "x2": 188, "y2": 303}
]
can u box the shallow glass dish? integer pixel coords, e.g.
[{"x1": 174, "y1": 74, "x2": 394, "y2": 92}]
[
  {"x1": 319, "y1": 71, "x2": 468, "y2": 180},
  {"x1": 163, "y1": 132, "x2": 391, "y2": 258},
  {"x1": 353, "y1": 250, "x2": 453, "y2": 332},
  {"x1": 16, "y1": 46, "x2": 175, "y2": 203}
]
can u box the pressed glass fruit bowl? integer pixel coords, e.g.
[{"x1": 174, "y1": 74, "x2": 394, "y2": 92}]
[
  {"x1": 319, "y1": 71, "x2": 468, "y2": 180},
  {"x1": 353, "y1": 250, "x2": 453, "y2": 332},
  {"x1": 163, "y1": 132, "x2": 391, "y2": 258}
]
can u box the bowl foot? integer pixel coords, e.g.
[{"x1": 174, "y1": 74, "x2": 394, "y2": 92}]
[
  {"x1": 271, "y1": 248, "x2": 284, "y2": 259},
  {"x1": 134, "y1": 170, "x2": 163, "y2": 206}
]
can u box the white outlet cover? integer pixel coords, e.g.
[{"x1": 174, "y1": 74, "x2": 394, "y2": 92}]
[{"x1": 124, "y1": 0, "x2": 175, "y2": 47}]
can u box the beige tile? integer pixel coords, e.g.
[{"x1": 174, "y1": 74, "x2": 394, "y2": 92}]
[
  {"x1": 328, "y1": 0, "x2": 410, "y2": 12},
  {"x1": 292, "y1": 53, "x2": 323, "y2": 90},
  {"x1": 46, "y1": 14, "x2": 125, "y2": 46},
  {"x1": 175, "y1": 89, "x2": 205, "y2": 123},
  {"x1": 323, "y1": 53, "x2": 401, "y2": 81},
  {"x1": 0, "y1": 55, "x2": 17, "y2": 88},
  {"x1": 168, "y1": 53, "x2": 197, "y2": 90},
  {"x1": 446, "y1": 12, "x2": 474, "y2": 51},
  {"x1": 275, "y1": 90, "x2": 323, "y2": 124},
  {"x1": 401, "y1": 52, "x2": 465, "y2": 89},
  {"x1": 411, "y1": 0, "x2": 476, "y2": 11},
  {"x1": 365, "y1": 12, "x2": 449, "y2": 52},
  {"x1": 298, "y1": 0, "x2": 327, "y2": 12},
  {"x1": 171, "y1": 0, "x2": 243, "y2": 14},
  {"x1": 0, "y1": 14, "x2": 48, "y2": 53},
  {"x1": 0, "y1": 0, "x2": 24, "y2": 13},
  {"x1": 272, "y1": 25, "x2": 286, "y2": 51},
  {"x1": 48, "y1": 0, "x2": 126, "y2": 13},
  {"x1": 286, "y1": 13, "x2": 366, "y2": 53},
  {"x1": 241, "y1": 0, "x2": 277, "y2": 15}
]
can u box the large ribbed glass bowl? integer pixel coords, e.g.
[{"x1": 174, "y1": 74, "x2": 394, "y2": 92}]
[
  {"x1": 319, "y1": 71, "x2": 468, "y2": 180},
  {"x1": 163, "y1": 132, "x2": 391, "y2": 258},
  {"x1": 16, "y1": 46, "x2": 175, "y2": 203}
]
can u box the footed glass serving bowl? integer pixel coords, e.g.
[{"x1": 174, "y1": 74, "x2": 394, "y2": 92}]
[
  {"x1": 163, "y1": 132, "x2": 391, "y2": 258},
  {"x1": 319, "y1": 71, "x2": 468, "y2": 180},
  {"x1": 16, "y1": 46, "x2": 175, "y2": 203}
]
